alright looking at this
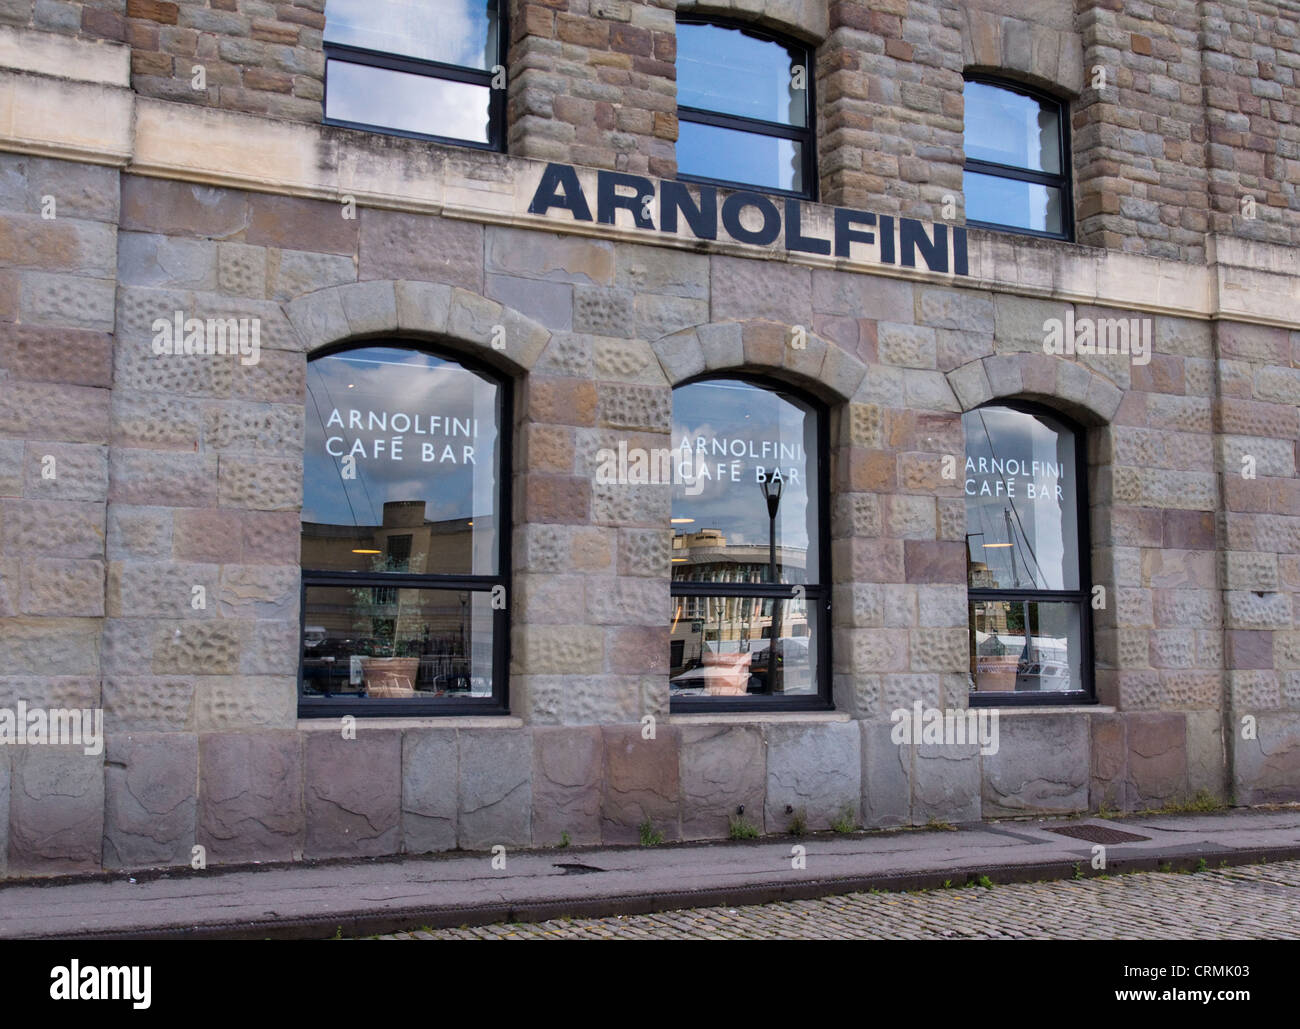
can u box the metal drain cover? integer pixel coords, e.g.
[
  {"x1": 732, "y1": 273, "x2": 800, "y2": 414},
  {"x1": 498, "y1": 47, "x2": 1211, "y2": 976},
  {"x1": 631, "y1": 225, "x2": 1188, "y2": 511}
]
[{"x1": 1044, "y1": 824, "x2": 1150, "y2": 844}]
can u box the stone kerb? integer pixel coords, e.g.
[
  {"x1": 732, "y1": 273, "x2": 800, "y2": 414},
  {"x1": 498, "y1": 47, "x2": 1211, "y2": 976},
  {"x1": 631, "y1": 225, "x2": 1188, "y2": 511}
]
[{"x1": 285, "y1": 280, "x2": 552, "y2": 374}]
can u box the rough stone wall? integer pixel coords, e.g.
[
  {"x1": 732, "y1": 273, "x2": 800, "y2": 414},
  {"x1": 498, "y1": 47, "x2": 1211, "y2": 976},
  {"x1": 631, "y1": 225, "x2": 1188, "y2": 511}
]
[
  {"x1": 817, "y1": 0, "x2": 965, "y2": 216},
  {"x1": 1073, "y1": 0, "x2": 1211, "y2": 261},
  {"x1": 0, "y1": 0, "x2": 125, "y2": 40},
  {"x1": 126, "y1": 0, "x2": 324, "y2": 121},
  {"x1": 508, "y1": 0, "x2": 678, "y2": 176},
  {"x1": 1201, "y1": 1, "x2": 1300, "y2": 249},
  {"x1": 0, "y1": 153, "x2": 118, "y2": 874}
]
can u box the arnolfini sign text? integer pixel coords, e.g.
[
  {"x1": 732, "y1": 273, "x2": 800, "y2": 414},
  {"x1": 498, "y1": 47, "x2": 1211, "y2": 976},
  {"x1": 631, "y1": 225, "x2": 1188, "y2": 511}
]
[{"x1": 527, "y1": 163, "x2": 969, "y2": 276}]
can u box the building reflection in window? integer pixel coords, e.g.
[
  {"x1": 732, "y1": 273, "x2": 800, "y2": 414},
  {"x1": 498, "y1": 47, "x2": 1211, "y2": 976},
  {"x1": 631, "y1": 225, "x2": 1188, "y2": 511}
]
[
  {"x1": 668, "y1": 378, "x2": 826, "y2": 705},
  {"x1": 299, "y1": 345, "x2": 507, "y2": 711}
]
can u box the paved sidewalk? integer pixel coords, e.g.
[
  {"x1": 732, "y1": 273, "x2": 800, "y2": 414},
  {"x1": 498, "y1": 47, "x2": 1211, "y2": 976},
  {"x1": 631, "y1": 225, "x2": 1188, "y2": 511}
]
[{"x1": 1, "y1": 809, "x2": 1298, "y2": 939}]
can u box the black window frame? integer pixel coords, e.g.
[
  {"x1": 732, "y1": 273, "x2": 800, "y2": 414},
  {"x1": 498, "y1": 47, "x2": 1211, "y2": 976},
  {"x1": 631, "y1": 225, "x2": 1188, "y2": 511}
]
[
  {"x1": 297, "y1": 340, "x2": 513, "y2": 718},
  {"x1": 322, "y1": 0, "x2": 508, "y2": 153},
  {"x1": 965, "y1": 400, "x2": 1095, "y2": 708},
  {"x1": 675, "y1": 15, "x2": 817, "y2": 201},
  {"x1": 669, "y1": 373, "x2": 832, "y2": 714},
  {"x1": 962, "y1": 75, "x2": 1073, "y2": 242}
]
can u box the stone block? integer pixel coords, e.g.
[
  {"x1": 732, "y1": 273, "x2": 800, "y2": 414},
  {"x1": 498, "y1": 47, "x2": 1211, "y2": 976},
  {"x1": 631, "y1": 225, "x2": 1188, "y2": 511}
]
[
  {"x1": 304, "y1": 730, "x2": 401, "y2": 859},
  {"x1": 764, "y1": 721, "x2": 860, "y2": 831},
  {"x1": 3, "y1": 617, "x2": 101, "y2": 676},
  {"x1": 121, "y1": 175, "x2": 249, "y2": 238},
  {"x1": 217, "y1": 242, "x2": 268, "y2": 298},
  {"x1": 193, "y1": 674, "x2": 295, "y2": 730},
  {"x1": 486, "y1": 226, "x2": 614, "y2": 284},
  {"x1": 1126, "y1": 712, "x2": 1188, "y2": 809},
  {"x1": 861, "y1": 719, "x2": 910, "y2": 826},
  {"x1": 270, "y1": 249, "x2": 355, "y2": 301},
  {"x1": 712, "y1": 256, "x2": 812, "y2": 325},
  {"x1": 485, "y1": 273, "x2": 573, "y2": 331},
  {"x1": 1234, "y1": 712, "x2": 1300, "y2": 804},
  {"x1": 102, "y1": 676, "x2": 194, "y2": 732},
  {"x1": 198, "y1": 731, "x2": 304, "y2": 864},
  {"x1": 697, "y1": 321, "x2": 743, "y2": 370},
  {"x1": 246, "y1": 193, "x2": 357, "y2": 255},
  {"x1": 458, "y1": 728, "x2": 532, "y2": 850},
  {"x1": 8, "y1": 744, "x2": 104, "y2": 874},
  {"x1": 981, "y1": 714, "x2": 1089, "y2": 817},
  {"x1": 1185, "y1": 710, "x2": 1226, "y2": 801},
  {"x1": 912, "y1": 740, "x2": 981, "y2": 824},
  {"x1": 679, "y1": 724, "x2": 765, "y2": 840},
  {"x1": 103, "y1": 731, "x2": 197, "y2": 869},
  {"x1": 117, "y1": 231, "x2": 216, "y2": 289},
  {"x1": 401, "y1": 730, "x2": 458, "y2": 854},
  {"x1": 601, "y1": 724, "x2": 680, "y2": 844},
  {"x1": 285, "y1": 286, "x2": 349, "y2": 350},
  {"x1": 360, "y1": 210, "x2": 482, "y2": 291},
  {"x1": 1089, "y1": 712, "x2": 1127, "y2": 810},
  {"x1": 531, "y1": 725, "x2": 603, "y2": 846},
  {"x1": 337, "y1": 279, "x2": 397, "y2": 337}
]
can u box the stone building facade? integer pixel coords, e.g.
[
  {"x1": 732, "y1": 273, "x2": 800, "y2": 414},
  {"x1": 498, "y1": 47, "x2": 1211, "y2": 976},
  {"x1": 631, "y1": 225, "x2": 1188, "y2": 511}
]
[{"x1": 0, "y1": 0, "x2": 1296, "y2": 876}]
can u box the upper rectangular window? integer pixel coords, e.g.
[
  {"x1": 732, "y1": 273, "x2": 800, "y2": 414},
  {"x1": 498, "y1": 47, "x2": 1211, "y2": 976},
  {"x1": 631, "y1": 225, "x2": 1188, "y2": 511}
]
[
  {"x1": 323, "y1": 0, "x2": 504, "y2": 150},
  {"x1": 963, "y1": 78, "x2": 1070, "y2": 239},
  {"x1": 676, "y1": 20, "x2": 814, "y2": 198}
]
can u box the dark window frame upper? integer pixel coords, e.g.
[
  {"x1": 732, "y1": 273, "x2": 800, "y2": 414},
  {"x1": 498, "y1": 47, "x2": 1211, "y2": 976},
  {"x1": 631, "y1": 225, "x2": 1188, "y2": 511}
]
[
  {"x1": 322, "y1": 0, "x2": 508, "y2": 152},
  {"x1": 297, "y1": 339, "x2": 513, "y2": 718},
  {"x1": 965, "y1": 400, "x2": 1095, "y2": 708},
  {"x1": 675, "y1": 15, "x2": 818, "y2": 201},
  {"x1": 962, "y1": 75, "x2": 1073, "y2": 242},
  {"x1": 669, "y1": 373, "x2": 833, "y2": 714}
]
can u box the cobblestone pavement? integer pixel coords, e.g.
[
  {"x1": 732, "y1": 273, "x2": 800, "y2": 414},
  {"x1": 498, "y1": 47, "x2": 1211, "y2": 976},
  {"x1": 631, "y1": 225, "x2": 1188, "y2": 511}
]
[{"x1": 379, "y1": 860, "x2": 1300, "y2": 939}]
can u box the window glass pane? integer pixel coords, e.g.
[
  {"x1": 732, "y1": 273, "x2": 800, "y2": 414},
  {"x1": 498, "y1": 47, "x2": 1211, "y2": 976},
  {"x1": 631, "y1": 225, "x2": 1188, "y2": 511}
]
[
  {"x1": 970, "y1": 600, "x2": 1082, "y2": 693},
  {"x1": 670, "y1": 594, "x2": 818, "y2": 697},
  {"x1": 964, "y1": 80, "x2": 1060, "y2": 173},
  {"x1": 326, "y1": 59, "x2": 491, "y2": 143},
  {"x1": 302, "y1": 346, "x2": 501, "y2": 575},
  {"x1": 963, "y1": 406, "x2": 1079, "y2": 591},
  {"x1": 324, "y1": 0, "x2": 498, "y2": 70},
  {"x1": 677, "y1": 22, "x2": 805, "y2": 126},
  {"x1": 671, "y1": 380, "x2": 819, "y2": 585},
  {"x1": 677, "y1": 121, "x2": 802, "y2": 193},
  {"x1": 963, "y1": 169, "x2": 1062, "y2": 234},
  {"x1": 303, "y1": 586, "x2": 495, "y2": 699}
]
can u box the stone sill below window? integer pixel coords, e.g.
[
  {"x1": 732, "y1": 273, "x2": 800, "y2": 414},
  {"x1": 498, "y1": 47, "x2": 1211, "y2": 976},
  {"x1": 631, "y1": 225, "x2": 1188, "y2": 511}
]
[
  {"x1": 668, "y1": 711, "x2": 853, "y2": 725},
  {"x1": 981, "y1": 705, "x2": 1116, "y2": 716},
  {"x1": 297, "y1": 716, "x2": 524, "y2": 731}
]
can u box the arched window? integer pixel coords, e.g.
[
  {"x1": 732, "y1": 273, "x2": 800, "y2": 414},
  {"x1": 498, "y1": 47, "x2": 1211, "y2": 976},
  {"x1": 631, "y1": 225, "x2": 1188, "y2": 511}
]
[
  {"x1": 676, "y1": 19, "x2": 815, "y2": 198},
  {"x1": 964, "y1": 403, "x2": 1092, "y2": 703},
  {"x1": 299, "y1": 344, "x2": 510, "y2": 715},
  {"x1": 669, "y1": 377, "x2": 829, "y2": 710},
  {"x1": 963, "y1": 77, "x2": 1070, "y2": 239},
  {"x1": 323, "y1": 0, "x2": 505, "y2": 150}
]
